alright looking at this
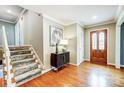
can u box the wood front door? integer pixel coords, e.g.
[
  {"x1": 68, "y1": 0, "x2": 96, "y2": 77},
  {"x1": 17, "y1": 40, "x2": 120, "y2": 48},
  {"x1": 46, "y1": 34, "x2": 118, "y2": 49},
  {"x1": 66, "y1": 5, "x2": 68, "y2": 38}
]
[{"x1": 90, "y1": 29, "x2": 107, "y2": 65}]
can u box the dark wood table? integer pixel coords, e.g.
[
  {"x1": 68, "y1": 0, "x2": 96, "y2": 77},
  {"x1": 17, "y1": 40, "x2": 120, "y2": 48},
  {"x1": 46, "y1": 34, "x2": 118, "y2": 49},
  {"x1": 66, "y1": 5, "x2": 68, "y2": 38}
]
[{"x1": 0, "y1": 58, "x2": 2, "y2": 65}]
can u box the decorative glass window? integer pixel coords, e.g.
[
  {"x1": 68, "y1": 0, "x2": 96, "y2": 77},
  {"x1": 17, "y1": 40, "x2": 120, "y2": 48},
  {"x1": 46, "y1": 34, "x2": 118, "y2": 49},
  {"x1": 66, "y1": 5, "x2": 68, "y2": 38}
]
[
  {"x1": 92, "y1": 33, "x2": 97, "y2": 49},
  {"x1": 99, "y1": 32, "x2": 104, "y2": 50}
]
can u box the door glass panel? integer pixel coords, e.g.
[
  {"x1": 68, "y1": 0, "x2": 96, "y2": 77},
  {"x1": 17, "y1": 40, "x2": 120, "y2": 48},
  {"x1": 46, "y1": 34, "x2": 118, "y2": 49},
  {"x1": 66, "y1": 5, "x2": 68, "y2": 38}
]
[
  {"x1": 99, "y1": 32, "x2": 104, "y2": 50},
  {"x1": 92, "y1": 33, "x2": 97, "y2": 49}
]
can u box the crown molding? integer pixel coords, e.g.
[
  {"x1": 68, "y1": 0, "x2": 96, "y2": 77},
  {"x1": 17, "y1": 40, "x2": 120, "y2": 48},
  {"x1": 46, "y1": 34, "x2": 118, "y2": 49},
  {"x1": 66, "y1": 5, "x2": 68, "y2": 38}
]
[
  {"x1": 84, "y1": 19, "x2": 116, "y2": 29},
  {"x1": 77, "y1": 21, "x2": 85, "y2": 27},
  {"x1": 114, "y1": 5, "x2": 124, "y2": 22},
  {"x1": 0, "y1": 18, "x2": 15, "y2": 24},
  {"x1": 0, "y1": 8, "x2": 26, "y2": 24},
  {"x1": 42, "y1": 13, "x2": 65, "y2": 26},
  {"x1": 14, "y1": 8, "x2": 27, "y2": 23},
  {"x1": 64, "y1": 21, "x2": 76, "y2": 26},
  {"x1": 64, "y1": 21, "x2": 85, "y2": 28},
  {"x1": 21, "y1": 5, "x2": 65, "y2": 26}
]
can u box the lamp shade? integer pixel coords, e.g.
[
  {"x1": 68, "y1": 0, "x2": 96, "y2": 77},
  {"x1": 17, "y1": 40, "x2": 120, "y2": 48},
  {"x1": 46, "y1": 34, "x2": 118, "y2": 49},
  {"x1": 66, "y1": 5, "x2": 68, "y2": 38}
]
[{"x1": 59, "y1": 39, "x2": 68, "y2": 45}]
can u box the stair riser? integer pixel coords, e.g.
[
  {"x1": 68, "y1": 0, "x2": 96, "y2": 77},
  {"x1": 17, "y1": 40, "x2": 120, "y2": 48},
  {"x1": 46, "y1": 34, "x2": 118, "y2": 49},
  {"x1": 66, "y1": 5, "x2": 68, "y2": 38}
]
[
  {"x1": 14, "y1": 64, "x2": 38, "y2": 77},
  {"x1": 16, "y1": 71, "x2": 41, "y2": 83},
  {"x1": 10, "y1": 51, "x2": 31, "y2": 56},
  {"x1": 9, "y1": 47, "x2": 30, "y2": 51},
  {"x1": 13, "y1": 60, "x2": 36, "y2": 68},
  {"x1": 11, "y1": 55, "x2": 33, "y2": 61}
]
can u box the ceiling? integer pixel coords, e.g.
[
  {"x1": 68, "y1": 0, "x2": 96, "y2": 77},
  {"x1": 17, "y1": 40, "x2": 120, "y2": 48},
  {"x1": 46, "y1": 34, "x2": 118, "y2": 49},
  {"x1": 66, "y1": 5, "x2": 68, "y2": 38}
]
[
  {"x1": 0, "y1": 5, "x2": 24, "y2": 23},
  {"x1": 22, "y1": 5, "x2": 119, "y2": 26}
]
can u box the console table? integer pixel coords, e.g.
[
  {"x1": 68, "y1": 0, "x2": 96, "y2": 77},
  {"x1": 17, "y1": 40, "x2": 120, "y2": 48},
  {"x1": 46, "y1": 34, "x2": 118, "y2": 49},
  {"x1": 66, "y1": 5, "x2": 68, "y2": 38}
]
[
  {"x1": 0, "y1": 58, "x2": 2, "y2": 65},
  {"x1": 50, "y1": 52, "x2": 70, "y2": 70}
]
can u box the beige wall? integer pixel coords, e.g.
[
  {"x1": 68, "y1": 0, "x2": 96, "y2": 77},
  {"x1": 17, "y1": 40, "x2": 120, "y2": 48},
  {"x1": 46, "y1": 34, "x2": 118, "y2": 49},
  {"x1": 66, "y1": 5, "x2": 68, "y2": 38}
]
[
  {"x1": 21, "y1": 10, "x2": 44, "y2": 62},
  {"x1": 0, "y1": 48, "x2": 2, "y2": 59},
  {"x1": 84, "y1": 23, "x2": 116, "y2": 64},
  {"x1": 64, "y1": 24, "x2": 77, "y2": 65},
  {"x1": 43, "y1": 17, "x2": 64, "y2": 69},
  {"x1": 64, "y1": 23, "x2": 84, "y2": 65}
]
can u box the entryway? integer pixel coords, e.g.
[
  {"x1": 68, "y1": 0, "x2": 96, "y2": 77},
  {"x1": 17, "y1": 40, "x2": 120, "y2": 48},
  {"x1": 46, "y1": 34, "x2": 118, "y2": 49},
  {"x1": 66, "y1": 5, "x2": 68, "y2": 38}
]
[{"x1": 90, "y1": 29, "x2": 107, "y2": 65}]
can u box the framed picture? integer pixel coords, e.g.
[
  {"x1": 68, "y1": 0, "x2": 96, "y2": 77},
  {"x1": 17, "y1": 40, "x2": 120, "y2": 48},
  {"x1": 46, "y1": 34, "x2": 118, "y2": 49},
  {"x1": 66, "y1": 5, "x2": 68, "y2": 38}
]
[{"x1": 50, "y1": 26, "x2": 63, "y2": 46}]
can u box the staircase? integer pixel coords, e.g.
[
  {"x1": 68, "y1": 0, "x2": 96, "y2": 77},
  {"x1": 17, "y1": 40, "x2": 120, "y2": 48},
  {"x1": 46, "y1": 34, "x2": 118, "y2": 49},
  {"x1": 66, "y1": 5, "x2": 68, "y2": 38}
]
[
  {"x1": 1, "y1": 26, "x2": 44, "y2": 87},
  {"x1": 3, "y1": 46, "x2": 43, "y2": 86}
]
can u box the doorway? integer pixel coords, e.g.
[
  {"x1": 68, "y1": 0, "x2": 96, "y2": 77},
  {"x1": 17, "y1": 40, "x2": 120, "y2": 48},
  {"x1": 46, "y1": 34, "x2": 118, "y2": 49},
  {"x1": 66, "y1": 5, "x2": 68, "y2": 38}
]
[
  {"x1": 90, "y1": 29, "x2": 107, "y2": 65},
  {"x1": 120, "y1": 23, "x2": 124, "y2": 66}
]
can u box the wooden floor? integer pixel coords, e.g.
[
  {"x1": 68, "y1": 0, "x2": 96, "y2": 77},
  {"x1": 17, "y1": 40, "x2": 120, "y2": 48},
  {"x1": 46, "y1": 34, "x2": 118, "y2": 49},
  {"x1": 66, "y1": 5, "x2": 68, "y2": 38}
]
[
  {"x1": 0, "y1": 78, "x2": 2, "y2": 87},
  {"x1": 0, "y1": 67, "x2": 2, "y2": 87},
  {"x1": 19, "y1": 62, "x2": 124, "y2": 87}
]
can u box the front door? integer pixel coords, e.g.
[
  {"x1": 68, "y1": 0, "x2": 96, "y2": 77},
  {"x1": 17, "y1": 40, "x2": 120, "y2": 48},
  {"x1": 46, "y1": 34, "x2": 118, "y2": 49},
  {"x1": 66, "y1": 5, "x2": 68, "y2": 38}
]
[{"x1": 90, "y1": 29, "x2": 107, "y2": 65}]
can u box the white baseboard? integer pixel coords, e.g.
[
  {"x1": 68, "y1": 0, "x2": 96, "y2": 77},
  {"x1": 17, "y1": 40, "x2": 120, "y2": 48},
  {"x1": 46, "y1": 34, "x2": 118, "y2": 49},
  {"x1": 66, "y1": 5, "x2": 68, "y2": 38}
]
[
  {"x1": 121, "y1": 65, "x2": 124, "y2": 67},
  {"x1": 107, "y1": 62, "x2": 115, "y2": 66},
  {"x1": 84, "y1": 59, "x2": 90, "y2": 61},
  {"x1": 107, "y1": 62, "x2": 124, "y2": 68},
  {"x1": 42, "y1": 68, "x2": 52, "y2": 74},
  {"x1": 77, "y1": 62, "x2": 82, "y2": 66},
  {"x1": 69, "y1": 63, "x2": 77, "y2": 66}
]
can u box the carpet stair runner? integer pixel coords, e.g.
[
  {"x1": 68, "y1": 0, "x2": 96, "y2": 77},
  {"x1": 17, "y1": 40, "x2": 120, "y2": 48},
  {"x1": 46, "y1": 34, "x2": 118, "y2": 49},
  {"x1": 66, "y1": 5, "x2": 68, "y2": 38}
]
[{"x1": 3, "y1": 46, "x2": 43, "y2": 86}]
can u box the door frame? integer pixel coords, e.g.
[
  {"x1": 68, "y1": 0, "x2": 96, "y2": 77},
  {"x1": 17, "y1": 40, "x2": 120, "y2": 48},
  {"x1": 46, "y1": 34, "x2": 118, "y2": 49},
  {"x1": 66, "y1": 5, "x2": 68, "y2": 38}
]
[
  {"x1": 15, "y1": 17, "x2": 24, "y2": 46},
  {"x1": 89, "y1": 28, "x2": 109, "y2": 65},
  {"x1": 115, "y1": 7, "x2": 124, "y2": 69}
]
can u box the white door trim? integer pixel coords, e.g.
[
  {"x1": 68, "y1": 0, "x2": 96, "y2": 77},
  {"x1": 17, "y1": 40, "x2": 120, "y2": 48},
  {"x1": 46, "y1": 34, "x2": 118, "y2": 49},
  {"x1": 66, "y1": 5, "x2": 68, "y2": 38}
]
[{"x1": 115, "y1": 8, "x2": 124, "y2": 69}]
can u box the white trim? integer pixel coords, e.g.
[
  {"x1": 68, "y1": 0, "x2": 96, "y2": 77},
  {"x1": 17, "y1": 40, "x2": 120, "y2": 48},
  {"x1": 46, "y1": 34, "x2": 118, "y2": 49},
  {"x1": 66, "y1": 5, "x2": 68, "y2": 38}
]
[
  {"x1": 42, "y1": 13, "x2": 65, "y2": 26},
  {"x1": 85, "y1": 20, "x2": 115, "y2": 28},
  {"x1": 42, "y1": 68, "x2": 51, "y2": 74},
  {"x1": 69, "y1": 63, "x2": 77, "y2": 66},
  {"x1": 95, "y1": 62, "x2": 124, "y2": 68},
  {"x1": 64, "y1": 21, "x2": 76, "y2": 26},
  {"x1": 107, "y1": 62, "x2": 115, "y2": 66},
  {"x1": 114, "y1": 5, "x2": 124, "y2": 22},
  {"x1": 84, "y1": 59, "x2": 90, "y2": 61},
  {"x1": 115, "y1": 24, "x2": 121, "y2": 69},
  {"x1": 64, "y1": 21, "x2": 85, "y2": 27},
  {"x1": 77, "y1": 61, "x2": 84, "y2": 66},
  {"x1": 121, "y1": 65, "x2": 124, "y2": 67},
  {"x1": 106, "y1": 63, "x2": 124, "y2": 68},
  {"x1": 14, "y1": 8, "x2": 26, "y2": 23},
  {"x1": 115, "y1": 6, "x2": 124, "y2": 69},
  {"x1": 0, "y1": 18, "x2": 15, "y2": 24},
  {"x1": 0, "y1": 9, "x2": 26, "y2": 24}
]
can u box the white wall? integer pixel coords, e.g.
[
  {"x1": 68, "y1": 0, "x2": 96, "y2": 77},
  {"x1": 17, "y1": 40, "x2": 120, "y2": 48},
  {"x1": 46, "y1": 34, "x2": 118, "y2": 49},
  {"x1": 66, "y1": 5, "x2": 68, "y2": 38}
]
[
  {"x1": 84, "y1": 23, "x2": 116, "y2": 64},
  {"x1": 43, "y1": 17, "x2": 64, "y2": 69}
]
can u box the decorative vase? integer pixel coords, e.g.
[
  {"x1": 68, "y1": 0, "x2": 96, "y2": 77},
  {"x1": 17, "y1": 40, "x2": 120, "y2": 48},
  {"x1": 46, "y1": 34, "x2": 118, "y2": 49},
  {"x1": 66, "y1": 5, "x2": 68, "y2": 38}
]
[{"x1": 55, "y1": 43, "x2": 58, "y2": 54}]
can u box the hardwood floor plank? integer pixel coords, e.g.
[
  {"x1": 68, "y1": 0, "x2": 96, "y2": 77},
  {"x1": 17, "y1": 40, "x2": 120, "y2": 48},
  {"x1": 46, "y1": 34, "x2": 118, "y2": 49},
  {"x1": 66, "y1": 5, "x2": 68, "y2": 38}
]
[{"x1": 18, "y1": 62, "x2": 124, "y2": 87}]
